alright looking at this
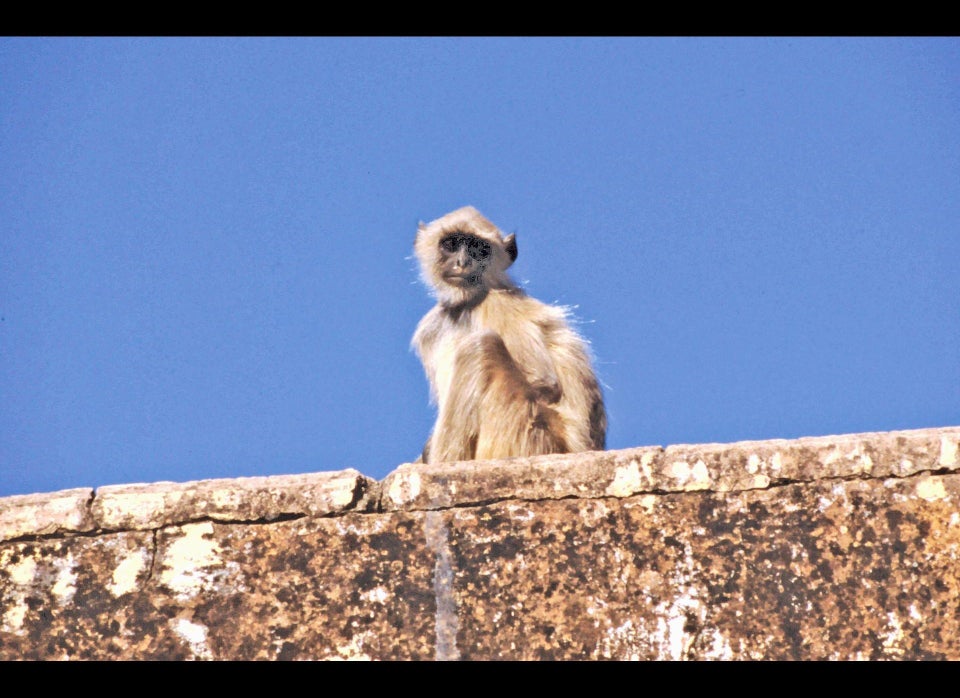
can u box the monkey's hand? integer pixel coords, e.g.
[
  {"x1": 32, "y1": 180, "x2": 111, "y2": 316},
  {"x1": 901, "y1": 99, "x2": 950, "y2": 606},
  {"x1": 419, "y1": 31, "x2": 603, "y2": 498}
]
[{"x1": 530, "y1": 379, "x2": 563, "y2": 404}]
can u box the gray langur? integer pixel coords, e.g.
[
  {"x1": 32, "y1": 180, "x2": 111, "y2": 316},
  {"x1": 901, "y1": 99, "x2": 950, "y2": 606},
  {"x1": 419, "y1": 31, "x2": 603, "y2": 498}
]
[{"x1": 412, "y1": 205, "x2": 606, "y2": 464}]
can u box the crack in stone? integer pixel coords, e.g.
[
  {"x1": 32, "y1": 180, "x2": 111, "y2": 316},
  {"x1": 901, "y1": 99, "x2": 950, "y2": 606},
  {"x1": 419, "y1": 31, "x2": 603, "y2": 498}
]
[
  {"x1": 0, "y1": 512, "x2": 312, "y2": 544},
  {"x1": 765, "y1": 465, "x2": 958, "y2": 491},
  {"x1": 349, "y1": 477, "x2": 380, "y2": 513},
  {"x1": 683, "y1": 612, "x2": 706, "y2": 661},
  {"x1": 145, "y1": 529, "x2": 159, "y2": 583},
  {"x1": 374, "y1": 486, "x2": 386, "y2": 515},
  {"x1": 374, "y1": 466, "x2": 960, "y2": 515},
  {"x1": 168, "y1": 513, "x2": 310, "y2": 527},
  {"x1": 0, "y1": 528, "x2": 117, "y2": 545},
  {"x1": 84, "y1": 488, "x2": 96, "y2": 520},
  {"x1": 3, "y1": 463, "x2": 955, "y2": 542}
]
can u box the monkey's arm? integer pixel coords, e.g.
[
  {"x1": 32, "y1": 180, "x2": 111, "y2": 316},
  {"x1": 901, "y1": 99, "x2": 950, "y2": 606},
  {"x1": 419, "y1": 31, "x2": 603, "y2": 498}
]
[
  {"x1": 501, "y1": 334, "x2": 562, "y2": 404},
  {"x1": 485, "y1": 295, "x2": 565, "y2": 402},
  {"x1": 411, "y1": 307, "x2": 445, "y2": 404}
]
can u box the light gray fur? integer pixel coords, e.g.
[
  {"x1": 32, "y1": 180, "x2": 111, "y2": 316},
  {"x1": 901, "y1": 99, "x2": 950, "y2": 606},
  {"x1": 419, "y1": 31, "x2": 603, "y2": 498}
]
[{"x1": 412, "y1": 206, "x2": 606, "y2": 464}]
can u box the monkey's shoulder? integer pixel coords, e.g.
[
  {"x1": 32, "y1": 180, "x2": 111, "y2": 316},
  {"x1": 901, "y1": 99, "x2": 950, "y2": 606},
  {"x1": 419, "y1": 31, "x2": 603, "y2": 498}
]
[
  {"x1": 480, "y1": 289, "x2": 576, "y2": 335},
  {"x1": 412, "y1": 305, "x2": 446, "y2": 349},
  {"x1": 482, "y1": 288, "x2": 562, "y2": 318},
  {"x1": 414, "y1": 290, "x2": 573, "y2": 350},
  {"x1": 412, "y1": 302, "x2": 480, "y2": 353}
]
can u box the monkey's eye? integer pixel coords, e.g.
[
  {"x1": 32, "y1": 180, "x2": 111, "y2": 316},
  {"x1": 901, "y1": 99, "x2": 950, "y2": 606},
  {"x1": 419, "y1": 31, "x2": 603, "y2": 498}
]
[
  {"x1": 468, "y1": 239, "x2": 491, "y2": 260},
  {"x1": 440, "y1": 235, "x2": 461, "y2": 253}
]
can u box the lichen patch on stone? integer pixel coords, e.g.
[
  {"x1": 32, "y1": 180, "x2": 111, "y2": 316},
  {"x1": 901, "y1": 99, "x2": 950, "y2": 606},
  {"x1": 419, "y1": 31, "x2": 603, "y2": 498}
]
[
  {"x1": 7, "y1": 555, "x2": 37, "y2": 586},
  {"x1": 605, "y1": 462, "x2": 643, "y2": 498},
  {"x1": 387, "y1": 470, "x2": 422, "y2": 507},
  {"x1": 159, "y1": 522, "x2": 236, "y2": 599},
  {"x1": 940, "y1": 436, "x2": 959, "y2": 467},
  {"x1": 666, "y1": 459, "x2": 711, "y2": 491},
  {"x1": 109, "y1": 548, "x2": 148, "y2": 597},
  {"x1": 330, "y1": 477, "x2": 360, "y2": 509},
  {"x1": 326, "y1": 631, "x2": 375, "y2": 660},
  {"x1": 50, "y1": 553, "x2": 78, "y2": 604},
  {"x1": 916, "y1": 476, "x2": 948, "y2": 502},
  {"x1": 1, "y1": 594, "x2": 28, "y2": 633},
  {"x1": 171, "y1": 617, "x2": 214, "y2": 660}
]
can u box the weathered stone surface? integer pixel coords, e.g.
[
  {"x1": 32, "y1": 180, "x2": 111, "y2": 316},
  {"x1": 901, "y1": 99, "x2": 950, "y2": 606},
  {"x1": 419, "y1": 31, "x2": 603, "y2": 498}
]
[
  {"x1": 380, "y1": 448, "x2": 661, "y2": 511},
  {"x1": 439, "y1": 473, "x2": 960, "y2": 659},
  {"x1": 91, "y1": 469, "x2": 377, "y2": 530},
  {"x1": 0, "y1": 488, "x2": 95, "y2": 543},
  {"x1": 662, "y1": 427, "x2": 960, "y2": 491},
  {"x1": 1, "y1": 531, "x2": 157, "y2": 658},
  {"x1": 1, "y1": 427, "x2": 958, "y2": 660},
  {"x1": 0, "y1": 516, "x2": 435, "y2": 659},
  {"x1": 381, "y1": 427, "x2": 960, "y2": 509}
]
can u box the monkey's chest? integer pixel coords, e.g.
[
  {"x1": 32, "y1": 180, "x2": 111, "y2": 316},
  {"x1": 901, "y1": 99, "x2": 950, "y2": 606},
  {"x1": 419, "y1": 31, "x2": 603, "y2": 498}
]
[{"x1": 431, "y1": 325, "x2": 473, "y2": 406}]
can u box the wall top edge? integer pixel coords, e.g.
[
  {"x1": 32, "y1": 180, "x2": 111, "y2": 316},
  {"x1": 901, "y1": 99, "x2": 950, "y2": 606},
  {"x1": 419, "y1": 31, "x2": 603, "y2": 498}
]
[{"x1": 2, "y1": 426, "x2": 958, "y2": 540}]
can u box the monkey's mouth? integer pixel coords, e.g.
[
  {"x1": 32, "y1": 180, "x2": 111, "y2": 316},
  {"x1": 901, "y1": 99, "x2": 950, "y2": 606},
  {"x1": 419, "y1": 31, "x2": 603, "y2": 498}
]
[{"x1": 443, "y1": 272, "x2": 482, "y2": 286}]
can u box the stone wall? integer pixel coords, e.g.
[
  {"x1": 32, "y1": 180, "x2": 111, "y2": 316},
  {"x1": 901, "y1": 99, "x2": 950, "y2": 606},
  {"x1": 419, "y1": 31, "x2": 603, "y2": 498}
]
[{"x1": 2, "y1": 426, "x2": 958, "y2": 660}]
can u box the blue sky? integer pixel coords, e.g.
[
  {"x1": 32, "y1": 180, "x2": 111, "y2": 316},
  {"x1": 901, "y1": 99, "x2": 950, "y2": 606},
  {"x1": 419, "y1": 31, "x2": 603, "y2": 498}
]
[{"x1": 2, "y1": 37, "x2": 958, "y2": 497}]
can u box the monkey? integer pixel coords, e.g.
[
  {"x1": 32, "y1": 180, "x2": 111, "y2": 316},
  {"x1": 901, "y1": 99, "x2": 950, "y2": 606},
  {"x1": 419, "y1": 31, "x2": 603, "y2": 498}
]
[{"x1": 411, "y1": 205, "x2": 606, "y2": 465}]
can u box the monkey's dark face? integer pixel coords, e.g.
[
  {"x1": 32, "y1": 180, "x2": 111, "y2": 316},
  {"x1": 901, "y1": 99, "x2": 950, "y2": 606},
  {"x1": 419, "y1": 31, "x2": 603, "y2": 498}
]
[{"x1": 439, "y1": 232, "x2": 492, "y2": 287}]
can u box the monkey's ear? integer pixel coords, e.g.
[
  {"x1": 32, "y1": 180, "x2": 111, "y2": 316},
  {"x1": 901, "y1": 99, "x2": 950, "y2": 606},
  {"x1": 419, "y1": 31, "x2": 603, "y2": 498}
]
[{"x1": 503, "y1": 233, "x2": 518, "y2": 263}]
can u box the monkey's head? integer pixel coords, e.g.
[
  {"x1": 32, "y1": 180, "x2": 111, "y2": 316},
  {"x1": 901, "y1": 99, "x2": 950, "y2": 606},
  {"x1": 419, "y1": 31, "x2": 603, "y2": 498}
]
[{"x1": 415, "y1": 206, "x2": 518, "y2": 307}]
